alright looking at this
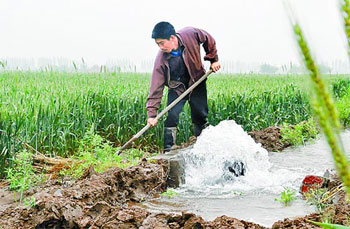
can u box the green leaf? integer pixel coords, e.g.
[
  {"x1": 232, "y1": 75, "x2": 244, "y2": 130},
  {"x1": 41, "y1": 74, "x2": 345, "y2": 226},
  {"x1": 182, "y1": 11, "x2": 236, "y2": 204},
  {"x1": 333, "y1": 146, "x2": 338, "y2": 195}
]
[{"x1": 307, "y1": 220, "x2": 350, "y2": 229}]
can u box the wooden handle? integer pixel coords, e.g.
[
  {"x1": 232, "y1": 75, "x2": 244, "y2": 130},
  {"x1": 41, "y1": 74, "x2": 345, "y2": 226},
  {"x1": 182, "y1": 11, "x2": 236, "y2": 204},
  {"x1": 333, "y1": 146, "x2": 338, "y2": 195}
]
[{"x1": 116, "y1": 70, "x2": 213, "y2": 155}]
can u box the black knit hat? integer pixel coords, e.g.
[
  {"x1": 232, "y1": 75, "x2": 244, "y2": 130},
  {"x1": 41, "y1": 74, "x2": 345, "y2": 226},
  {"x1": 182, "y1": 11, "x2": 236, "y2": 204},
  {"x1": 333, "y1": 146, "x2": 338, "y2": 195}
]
[{"x1": 152, "y1": 22, "x2": 176, "y2": 39}]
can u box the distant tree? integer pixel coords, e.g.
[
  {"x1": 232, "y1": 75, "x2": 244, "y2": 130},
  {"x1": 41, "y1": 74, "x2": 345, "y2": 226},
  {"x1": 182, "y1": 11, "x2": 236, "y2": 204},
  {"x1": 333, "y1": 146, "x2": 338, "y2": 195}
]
[{"x1": 260, "y1": 64, "x2": 278, "y2": 74}]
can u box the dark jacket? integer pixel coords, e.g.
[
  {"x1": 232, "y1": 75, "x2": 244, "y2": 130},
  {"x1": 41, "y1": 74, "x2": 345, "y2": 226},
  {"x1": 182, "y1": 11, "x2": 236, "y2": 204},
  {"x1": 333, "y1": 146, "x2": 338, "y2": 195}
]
[{"x1": 146, "y1": 27, "x2": 218, "y2": 118}]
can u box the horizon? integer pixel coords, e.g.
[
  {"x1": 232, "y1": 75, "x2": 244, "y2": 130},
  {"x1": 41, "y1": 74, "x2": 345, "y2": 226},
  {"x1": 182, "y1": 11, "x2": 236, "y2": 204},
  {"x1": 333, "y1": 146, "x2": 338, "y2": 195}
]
[{"x1": 1, "y1": 57, "x2": 350, "y2": 74}]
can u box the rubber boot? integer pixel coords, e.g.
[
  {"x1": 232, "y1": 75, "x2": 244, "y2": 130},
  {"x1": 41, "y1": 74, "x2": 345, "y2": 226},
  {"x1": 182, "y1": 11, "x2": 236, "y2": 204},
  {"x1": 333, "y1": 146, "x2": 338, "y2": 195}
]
[
  {"x1": 163, "y1": 127, "x2": 177, "y2": 153},
  {"x1": 192, "y1": 123, "x2": 208, "y2": 137}
]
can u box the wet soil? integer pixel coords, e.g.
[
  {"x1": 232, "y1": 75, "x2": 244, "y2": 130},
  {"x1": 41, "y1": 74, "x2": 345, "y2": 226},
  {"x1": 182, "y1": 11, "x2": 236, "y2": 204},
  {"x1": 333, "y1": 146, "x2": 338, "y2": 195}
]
[
  {"x1": 248, "y1": 126, "x2": 289, "y2": 152},
  {"x1": 0, "y1": 159, "x2": 265, "y2": 228},
  {"x1": 0, "y1": 127, "x2": 349, "y2": 228}
]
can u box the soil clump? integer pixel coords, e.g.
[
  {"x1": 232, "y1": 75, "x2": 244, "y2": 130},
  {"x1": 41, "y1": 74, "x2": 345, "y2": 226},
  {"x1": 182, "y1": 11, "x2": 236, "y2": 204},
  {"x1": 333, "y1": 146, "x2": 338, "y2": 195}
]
[{"x1": 0, "y1": 159, "x2": 265, "y2": 228}]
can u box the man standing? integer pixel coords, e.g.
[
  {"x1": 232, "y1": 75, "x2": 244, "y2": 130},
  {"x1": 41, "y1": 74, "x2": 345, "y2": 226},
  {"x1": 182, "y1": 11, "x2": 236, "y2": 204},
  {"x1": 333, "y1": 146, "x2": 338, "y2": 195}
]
[{"x1": 147, "y1": 22, "x2": 220, "y2": 152}]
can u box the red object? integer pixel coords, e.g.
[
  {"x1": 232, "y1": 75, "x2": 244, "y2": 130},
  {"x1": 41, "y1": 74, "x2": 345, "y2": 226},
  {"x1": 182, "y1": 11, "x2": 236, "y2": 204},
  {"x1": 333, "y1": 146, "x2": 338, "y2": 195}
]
[{"x1": 300, "y1": 175, "x2": 326, "y2": 194}]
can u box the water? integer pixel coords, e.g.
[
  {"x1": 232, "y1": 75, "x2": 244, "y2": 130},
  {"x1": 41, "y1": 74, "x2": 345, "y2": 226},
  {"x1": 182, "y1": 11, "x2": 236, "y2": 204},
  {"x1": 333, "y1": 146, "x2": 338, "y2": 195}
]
[{"x1": 142, "y1": 120, "x2": 350, "y2": 227}]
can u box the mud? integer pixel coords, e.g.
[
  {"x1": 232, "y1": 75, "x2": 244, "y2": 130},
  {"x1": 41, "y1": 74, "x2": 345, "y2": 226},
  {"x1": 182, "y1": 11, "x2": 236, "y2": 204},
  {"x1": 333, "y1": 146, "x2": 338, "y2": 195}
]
[
  {"x1": 248, "y1": 126, "x2": 289, "y2": 152},
  {"x1": 0, "y1": 159, "x2": 265, "y2": 229},
  {"x1": 0, "y1": 159, "x2": 169, "y2": 228}
]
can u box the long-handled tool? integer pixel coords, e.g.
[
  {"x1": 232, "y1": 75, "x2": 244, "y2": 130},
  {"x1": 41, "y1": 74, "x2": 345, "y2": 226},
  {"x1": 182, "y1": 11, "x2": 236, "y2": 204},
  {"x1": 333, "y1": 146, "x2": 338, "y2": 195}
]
[{"x1": 116, "y1": 69, "x2": 213, "y2": 155}]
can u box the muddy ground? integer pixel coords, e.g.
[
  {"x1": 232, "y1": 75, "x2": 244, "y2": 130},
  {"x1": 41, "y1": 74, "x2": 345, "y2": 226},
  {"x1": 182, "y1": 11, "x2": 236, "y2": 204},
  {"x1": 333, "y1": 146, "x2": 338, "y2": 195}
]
[
  {"x1": 0, "y1": 160, "x2": 264, "y2": 228},
  {"x1": 248, "y1": 126, "x2": 289, "y2": 152},
  {"x1": 0, "y1": 126, "x2": 349, "y2": 228}
]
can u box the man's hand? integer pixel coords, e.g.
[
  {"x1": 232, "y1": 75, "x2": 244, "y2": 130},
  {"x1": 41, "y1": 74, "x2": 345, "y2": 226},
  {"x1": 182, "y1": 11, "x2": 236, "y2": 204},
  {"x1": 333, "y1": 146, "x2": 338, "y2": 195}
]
[
  {"x1": 210, "y1": 62, "x2": 221, "y2": 72},
  {"x1": 147, "y1": 118, "x2": 158, "y2": 127}
]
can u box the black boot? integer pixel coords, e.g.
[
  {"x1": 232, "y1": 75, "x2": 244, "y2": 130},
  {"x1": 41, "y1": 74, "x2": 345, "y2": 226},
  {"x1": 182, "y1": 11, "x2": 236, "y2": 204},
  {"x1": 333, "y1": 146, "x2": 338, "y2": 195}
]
[
  {"x1": 192, "y1": 123, "x2": 208, "y2": 137},
  {"x1": 163, "y1": 127, "x2": 177, "y2": 152}
]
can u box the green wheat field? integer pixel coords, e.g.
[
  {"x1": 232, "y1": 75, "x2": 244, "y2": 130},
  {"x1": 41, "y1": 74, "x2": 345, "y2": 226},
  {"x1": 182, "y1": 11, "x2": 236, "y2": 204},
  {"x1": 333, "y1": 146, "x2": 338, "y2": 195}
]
[{"x1": 1, "y1": 71, "x2": 350, "y2": 175}]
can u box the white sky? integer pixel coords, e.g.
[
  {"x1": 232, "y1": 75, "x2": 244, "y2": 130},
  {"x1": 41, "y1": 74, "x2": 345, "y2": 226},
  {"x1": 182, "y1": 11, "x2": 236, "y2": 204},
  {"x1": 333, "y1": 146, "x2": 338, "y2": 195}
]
[{"x1": 0, "y1": 0, "x2": 348, "y2": 67}]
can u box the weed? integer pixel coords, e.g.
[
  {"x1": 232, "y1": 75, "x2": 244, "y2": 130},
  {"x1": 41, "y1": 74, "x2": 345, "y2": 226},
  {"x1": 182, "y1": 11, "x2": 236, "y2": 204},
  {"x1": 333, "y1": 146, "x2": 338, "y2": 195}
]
[
  {"x1": 23, "y1": 196, "x2": 36, "y2": 210},
  {"x1": 281, "y1": 118, "x2": 318, "y2": 146},
  {"x1": 275, "y1": 188, "x2": 297, "y2": 206},
  {"x1": 307, "y1": 220, "x2": 349, "y2": 229},
  {"x1": 320, "y1": 205, "x2": 335, "y2": 225},
  {"x1": 6, "y1": 150, "x2": 41, "y2": 202},
  {"x1": 304, "y1": 188, "x2": 329, "y2": 212},
  {"x1": 160, "y1": 188, "x2": 178, "y2": 198},
  {"x1": 61, "y1": 126, "x2": 147, "y2": 178}
]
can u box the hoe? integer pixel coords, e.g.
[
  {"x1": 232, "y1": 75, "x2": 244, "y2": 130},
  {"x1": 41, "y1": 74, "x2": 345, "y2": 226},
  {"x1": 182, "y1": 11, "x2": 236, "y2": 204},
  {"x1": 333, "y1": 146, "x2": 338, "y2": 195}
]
[{"x1": 116, "y1": 70, "x2": 213, "y2": 155}]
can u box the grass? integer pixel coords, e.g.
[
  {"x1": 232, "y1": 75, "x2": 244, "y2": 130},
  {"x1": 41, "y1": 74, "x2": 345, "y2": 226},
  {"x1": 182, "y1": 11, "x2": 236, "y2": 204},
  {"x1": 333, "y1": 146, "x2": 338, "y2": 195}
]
[
  {"x1": 281, "y1": 118, "x2": 318, "y2": 146},
  {"x1": 6, "y1": 150, "x2": 43, "y2": 201},
  {"x1": 275, "y1": 187, "x2": 297, "y2": 206},
  {"x1": 23, "y1": 196, "x2": 36, "y2": 210},
  {"x1": 160, "y1": 188, "x2": 179, "y2": 198},
  {"x1": 60, "y1": 125, "x2": 151, "y2": 179},
  {"x1": 306, "y1": 220, "x2": 350, "y2": 229},
  {"x1": 6, "y1": 126, "x2": 152, "y2": 197}
]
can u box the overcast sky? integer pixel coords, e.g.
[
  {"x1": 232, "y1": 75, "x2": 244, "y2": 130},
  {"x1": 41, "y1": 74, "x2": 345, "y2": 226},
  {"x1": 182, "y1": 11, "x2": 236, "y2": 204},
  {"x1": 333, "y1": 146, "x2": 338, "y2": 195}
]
[{"x1": 1, "y1": 0, "x2": 348, "y2": 68}]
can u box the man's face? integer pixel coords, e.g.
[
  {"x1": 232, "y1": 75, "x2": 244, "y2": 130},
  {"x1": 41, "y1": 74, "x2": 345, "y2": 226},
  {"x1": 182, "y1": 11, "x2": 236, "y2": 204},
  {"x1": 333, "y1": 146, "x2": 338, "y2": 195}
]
[{"x1": 155, "y1": 35, "x2": 176, "y2": 53}]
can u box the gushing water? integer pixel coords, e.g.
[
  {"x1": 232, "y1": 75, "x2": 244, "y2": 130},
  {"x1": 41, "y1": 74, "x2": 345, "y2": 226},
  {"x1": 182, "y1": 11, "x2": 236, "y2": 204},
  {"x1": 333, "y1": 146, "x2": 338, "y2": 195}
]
[{"x1": 182, "y1": 120, "x2": 299, "y2": 195}]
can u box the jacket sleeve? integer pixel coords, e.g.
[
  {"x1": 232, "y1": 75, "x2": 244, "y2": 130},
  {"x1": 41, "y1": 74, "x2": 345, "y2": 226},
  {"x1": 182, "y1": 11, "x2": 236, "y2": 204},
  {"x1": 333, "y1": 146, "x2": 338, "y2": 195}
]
[
  {"x1": 146, "y1": 52, "x2": 166, "y2": 118},
  {"x1": 194, "y1": 28, "x2": 219, "y2": 63}
]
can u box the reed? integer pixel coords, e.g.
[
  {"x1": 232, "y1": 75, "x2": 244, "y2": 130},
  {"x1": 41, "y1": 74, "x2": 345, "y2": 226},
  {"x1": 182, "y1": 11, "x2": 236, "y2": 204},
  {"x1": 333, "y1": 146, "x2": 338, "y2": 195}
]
[{"x1": 340, "y1": 0, "x2": 350, "y2": 57}]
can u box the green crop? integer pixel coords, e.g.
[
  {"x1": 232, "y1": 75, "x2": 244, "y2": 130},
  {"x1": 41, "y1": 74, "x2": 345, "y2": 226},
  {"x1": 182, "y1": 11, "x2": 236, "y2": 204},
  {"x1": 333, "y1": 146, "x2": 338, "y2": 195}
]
[{"x1": 1, "y1": 71, "x2": 350, "y2": 176}]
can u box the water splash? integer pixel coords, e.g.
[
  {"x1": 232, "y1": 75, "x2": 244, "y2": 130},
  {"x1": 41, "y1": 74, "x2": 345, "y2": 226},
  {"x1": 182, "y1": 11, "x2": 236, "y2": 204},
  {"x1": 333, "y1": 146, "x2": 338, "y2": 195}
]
[{"x1": 181, "y1": 120, "x2": 300, "y2": 195}]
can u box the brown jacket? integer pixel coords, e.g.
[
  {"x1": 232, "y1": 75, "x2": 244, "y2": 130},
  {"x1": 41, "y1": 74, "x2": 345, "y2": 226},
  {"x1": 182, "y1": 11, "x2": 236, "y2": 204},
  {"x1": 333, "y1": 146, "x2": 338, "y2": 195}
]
[{"x1": 146, "y1": 27, "x2": 219, "y2": 118}]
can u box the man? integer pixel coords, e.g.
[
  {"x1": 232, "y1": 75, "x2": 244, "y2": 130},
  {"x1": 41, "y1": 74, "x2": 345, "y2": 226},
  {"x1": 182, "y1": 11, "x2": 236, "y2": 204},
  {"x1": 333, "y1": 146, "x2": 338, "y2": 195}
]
[{"x1": 147, "y1": 21, "x2": 220, "y2": 152}]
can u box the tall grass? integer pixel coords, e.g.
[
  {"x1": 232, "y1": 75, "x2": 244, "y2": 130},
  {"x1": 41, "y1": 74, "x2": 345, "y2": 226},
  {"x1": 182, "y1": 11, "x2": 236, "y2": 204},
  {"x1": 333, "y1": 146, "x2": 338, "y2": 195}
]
[{"x1": 1, "y1": 71, "x2": 350, "y2": 176}]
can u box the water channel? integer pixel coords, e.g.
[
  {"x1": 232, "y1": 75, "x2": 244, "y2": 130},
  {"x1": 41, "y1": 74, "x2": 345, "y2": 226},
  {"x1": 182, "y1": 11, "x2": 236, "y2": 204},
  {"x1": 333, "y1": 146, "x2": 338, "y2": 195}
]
[{"x1": 143, "y1": 120, "x2": 350, "y2": 227}]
